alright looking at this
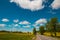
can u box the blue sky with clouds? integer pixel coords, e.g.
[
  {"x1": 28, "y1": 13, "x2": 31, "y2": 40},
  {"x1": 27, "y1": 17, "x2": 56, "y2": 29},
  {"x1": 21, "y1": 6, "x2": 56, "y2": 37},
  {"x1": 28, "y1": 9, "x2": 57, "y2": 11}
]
[{"x1": 0, "y1": 0, "x2": 60, "y2": 32}]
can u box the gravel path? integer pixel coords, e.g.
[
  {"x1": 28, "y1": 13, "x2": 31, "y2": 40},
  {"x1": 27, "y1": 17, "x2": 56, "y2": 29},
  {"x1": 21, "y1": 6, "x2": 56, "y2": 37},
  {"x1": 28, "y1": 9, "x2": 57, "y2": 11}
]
[
  {"x1": 35, "y1": 33, "x2": 57, "y2": 40},
  {"x1": 36, "y1": 34, "x2": 41, "y2": 40}
]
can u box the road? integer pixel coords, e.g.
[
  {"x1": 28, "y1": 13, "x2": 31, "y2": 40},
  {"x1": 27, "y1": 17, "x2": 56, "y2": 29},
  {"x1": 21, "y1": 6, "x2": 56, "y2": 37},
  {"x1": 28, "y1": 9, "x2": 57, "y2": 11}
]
[{"x1": 35, "y1": 33, "x2": 57, "y2": 40}]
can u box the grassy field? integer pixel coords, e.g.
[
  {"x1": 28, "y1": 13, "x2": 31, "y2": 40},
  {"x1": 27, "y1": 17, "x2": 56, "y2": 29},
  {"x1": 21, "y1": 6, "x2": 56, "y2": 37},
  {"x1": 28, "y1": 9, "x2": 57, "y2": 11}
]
[
  {"x1": 44, "y1": 32, "x2": 60, "y2": 36},
  {"x1": 0, "y1": 32, "x2": 33, "y2": 40},
  {"x1": 44, "y1": 32, "x2": 60, "y2": 40}
]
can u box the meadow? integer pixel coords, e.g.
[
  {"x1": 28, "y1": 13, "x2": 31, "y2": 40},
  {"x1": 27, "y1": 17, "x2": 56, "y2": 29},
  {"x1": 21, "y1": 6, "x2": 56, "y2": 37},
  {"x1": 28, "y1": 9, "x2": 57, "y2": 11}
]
[
  {"x1": 0, "y1": 32, "x2": 33, "y2": 40},
  {"x1": 44, "y1": 32, "x2": 60, "y2": 40},
  {"x1": 44, "y1": 32, "x2": 60, "y2": 37}
]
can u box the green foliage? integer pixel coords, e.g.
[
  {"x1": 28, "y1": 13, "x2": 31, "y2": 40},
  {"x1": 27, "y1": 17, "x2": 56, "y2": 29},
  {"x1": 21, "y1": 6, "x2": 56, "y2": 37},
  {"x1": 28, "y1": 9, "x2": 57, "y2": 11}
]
[
  {"x1": 46, "y1": 21, "x2": 51, "y2": 32},
  {"x1": 33, "y1": 28, "x2": 36, "y2": 35},
  {"x1": 56, "y1": 23, "x2": 60, "y2": 32},
  {"x1": 39, "y1": 26, "x2": 45, "y2": 35},
  {"x1": 0, "y1": 32, "x2": 33, "y2": 40},
  {"x1": 46, "y1": 18, "x2": 58, "y2": 36}
]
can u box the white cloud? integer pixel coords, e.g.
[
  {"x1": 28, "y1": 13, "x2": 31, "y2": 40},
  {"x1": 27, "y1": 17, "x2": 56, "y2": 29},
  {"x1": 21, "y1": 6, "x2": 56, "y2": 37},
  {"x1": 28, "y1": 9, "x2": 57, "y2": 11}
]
[
  {"x1": 10, "y1": 0, "x2": 44, "y2": 11},
  {"x1": 0, "y1": 24, "x2": 6, "y2": 27},
  {"x1": 23, "y1": 25, "x2": 30, "y2": 28},
  {"x1": 13, "y1": 19, "x2": 19, "y2": 23},
  {"x1": 35, "y1": 18, "x2": 47, "y2": 24},
  {"x1": 19, "y1": 21, "x2": 31, "y2": 25},
  {"x1": 14, "y1": 24, "x2": 19, "y2": 27},
  {"x1": 48, "y1": 10, "x2": 56, "y2": 14},
  {"x1": 10, "y1": 27, "x2": 17, "y2": 31},
  {"x1": 51, "y1": 0, "x2": 60, "y2": 9},
  {"x1": 10, "y1": 24, "x2": 19, "y2": 27},
  {"x1": 35, "y1": 26, "x2": 39, "y2": 29},
  {"x1": 40, "y1": 23, "x2": 44, "y2": 26},
  {"x1": 32, "y1": 24, "x2": 36, "y2": 27},
  {"x1": 33, "y1": 18, "x2": 47, "y2": 29},
  {"x1": 2, "y1": 18, "x2": 9, "y2": 22}
]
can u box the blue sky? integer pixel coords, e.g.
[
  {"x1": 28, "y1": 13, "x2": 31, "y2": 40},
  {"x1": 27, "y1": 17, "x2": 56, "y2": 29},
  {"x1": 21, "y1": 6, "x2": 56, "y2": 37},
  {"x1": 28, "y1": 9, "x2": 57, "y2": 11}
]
[{"x1": 0, "y1": 0, "x2": 60, "y2": 32}]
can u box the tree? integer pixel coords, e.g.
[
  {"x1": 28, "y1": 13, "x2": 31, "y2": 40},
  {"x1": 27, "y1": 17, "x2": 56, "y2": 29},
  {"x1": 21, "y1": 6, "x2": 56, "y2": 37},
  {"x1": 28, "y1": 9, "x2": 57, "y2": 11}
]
[
  {"x1": 50, "y1": 18, "x2": 58, "y2": 36},
  {"x1": 56, "y1": 23, "x2": 60, "y2": 32},
  {"x1": 46, "y1": 21, "x2": 53, "y2": 36},
  {"x1": 39, "y1": 26, "x2": 45, "y2": 35},
  {"x1": 33, "y1": 28, "x2": 36, "y2": 35},
  {"x1": 46, "y1": 21, "x2": 51, "y2": 32},
  {"x1": 46, "y1": 18, "x2": 58, "y2": 36}
]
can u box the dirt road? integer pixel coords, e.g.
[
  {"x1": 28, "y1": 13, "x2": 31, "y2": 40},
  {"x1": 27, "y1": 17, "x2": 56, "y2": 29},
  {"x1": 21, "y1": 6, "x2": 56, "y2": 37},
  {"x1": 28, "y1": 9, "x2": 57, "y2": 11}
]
[{"x1": 35, "y1": 33, "x2": 57, "y2": 40}]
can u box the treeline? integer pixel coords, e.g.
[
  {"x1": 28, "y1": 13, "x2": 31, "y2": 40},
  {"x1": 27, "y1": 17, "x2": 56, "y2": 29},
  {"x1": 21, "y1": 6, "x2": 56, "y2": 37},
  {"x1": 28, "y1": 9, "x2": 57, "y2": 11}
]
[
  {"x1": 0, "y1": 30, "x2": 23, "y2": 33},
  {"x1": 0, "y1": 30, "x2": 32, "y2": 34},
  {"x1": 33, "y1": 17, "x2": 60, "y2": 36}
]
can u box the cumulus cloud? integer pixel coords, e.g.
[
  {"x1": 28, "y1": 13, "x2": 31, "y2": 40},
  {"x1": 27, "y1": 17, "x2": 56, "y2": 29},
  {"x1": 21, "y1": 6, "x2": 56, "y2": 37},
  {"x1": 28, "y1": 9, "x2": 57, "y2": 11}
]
[
  {"x1": 35, "y1": 18, "x2": 47, "y2": 24},
  {"x1": 10, "y1": 27, "x2": 17, "y2": 31},
  {"x1": 33, "y1": 18, "x2": 47, "y2": 29},
  {"x1": 51, "y1": 0, "x2": 60, "y2": 9},
  {"x1": 10, "y1": 0, "x2": 44, "y2": 11},
  {"x1": 23, "y1": 25, "x2": 30, "y2": 28},
  {"x1": 2, "y1": 18, "x2": 9, "y2": 22},
  {"x1": 14, "y1": 24, "x2": 19, "y2": 27},
  {"x1": 19, "y1": 21, "x2": 31, "y2": 25},
  {"x1": 0, "y1": 24, "x2": 6, "y2": 27},
  {"x1": 13, "y1": 19, "x2": 19, "y2": 23},
  {"x1": 10, "y1": 24, "x2": 19, "y2": 27}
]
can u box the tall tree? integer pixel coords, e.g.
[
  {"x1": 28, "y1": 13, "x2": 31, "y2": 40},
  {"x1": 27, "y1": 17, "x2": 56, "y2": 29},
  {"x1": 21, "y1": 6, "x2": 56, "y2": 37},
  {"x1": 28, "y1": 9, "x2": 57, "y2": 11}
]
[
  {"x1": 46, "y1": 21, "x2": 53, "y2": 36},
  {"x1": 39, "y1": 26, "x2": 45, "y2": 35},
  {"x1": 50, "y1": 18, "x2": 58, "y2": 36},
  {"x1": 33, "y1": 28, "x2": 36, "y2": 35},
  {"x1": 46, "y1": 18, "x2": 58, "y2": 36},
  {"x1": 56, "y1": 23, "x2": 60, "y2": 32}
]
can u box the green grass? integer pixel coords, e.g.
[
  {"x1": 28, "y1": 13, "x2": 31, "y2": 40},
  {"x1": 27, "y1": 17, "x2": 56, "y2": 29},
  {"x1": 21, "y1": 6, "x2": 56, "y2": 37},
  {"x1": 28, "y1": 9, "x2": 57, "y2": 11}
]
[
  {"x1": 44, "y1": 32, "x2": 60, "y2": 40},
  {"x1": 44, "y1": 32, "x2": 60, "y2": 36},
  {"x1": 0, "y1": 32, "x2": 33, "y2": 40}
]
